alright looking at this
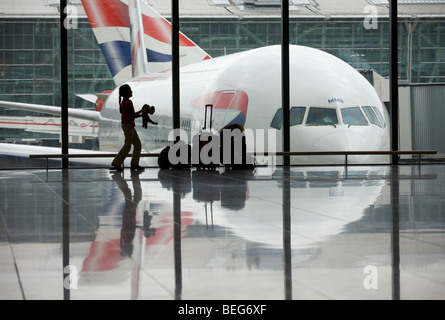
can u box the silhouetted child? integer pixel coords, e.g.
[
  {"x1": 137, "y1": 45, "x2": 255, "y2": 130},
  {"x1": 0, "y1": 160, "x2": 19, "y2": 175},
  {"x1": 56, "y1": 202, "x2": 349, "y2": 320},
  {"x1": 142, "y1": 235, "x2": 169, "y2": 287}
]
[{"x1": 111, "y1": 84, "x2": 146, "y2": 171}]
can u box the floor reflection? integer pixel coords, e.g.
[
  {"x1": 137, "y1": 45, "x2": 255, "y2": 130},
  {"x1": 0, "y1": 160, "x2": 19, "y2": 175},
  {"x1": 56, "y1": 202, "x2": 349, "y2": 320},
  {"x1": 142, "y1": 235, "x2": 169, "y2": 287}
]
[{"x1": 1, "y1": 165, "x2": 445, "y2": 300}]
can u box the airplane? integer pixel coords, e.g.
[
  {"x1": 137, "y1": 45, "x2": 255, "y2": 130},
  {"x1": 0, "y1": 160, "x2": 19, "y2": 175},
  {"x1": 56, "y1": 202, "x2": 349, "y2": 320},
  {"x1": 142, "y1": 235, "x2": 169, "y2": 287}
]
[{"x1": 0, "y1": 0, "x2": 390, "y2": 168}]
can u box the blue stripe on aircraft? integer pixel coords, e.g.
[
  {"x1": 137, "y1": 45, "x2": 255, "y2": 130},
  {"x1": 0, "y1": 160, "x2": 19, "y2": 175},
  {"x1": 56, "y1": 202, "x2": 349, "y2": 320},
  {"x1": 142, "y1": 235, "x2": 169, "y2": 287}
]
[
  {"x1": 99, "y1": 41, "x2": 132, "y2": 77},
  {"x1": 100, "y1": 42, "x2": 181, "y2": 76},
  {"x1": 226, "y1": 112, "x2": 246, "y2": 128},
  {"x1": 147, "y1": 49, "x2": 172, "y2": 63}
]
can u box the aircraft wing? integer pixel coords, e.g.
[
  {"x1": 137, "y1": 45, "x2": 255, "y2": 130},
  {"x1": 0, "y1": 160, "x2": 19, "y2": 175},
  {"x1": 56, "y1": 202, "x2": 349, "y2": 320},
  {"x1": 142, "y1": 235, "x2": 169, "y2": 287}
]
[
  {"x1": 0, "y1": 100, "x2": 101, "y2": 122},
  {"x1": 23, "y1": 128, "x2": 98, "y2": 138},
  {"x1": 0, "y1": 100, "x2": 103, "y2": 161},
  {"x1": 0, "y1": 143, "x2": 115, "y2": 166}
]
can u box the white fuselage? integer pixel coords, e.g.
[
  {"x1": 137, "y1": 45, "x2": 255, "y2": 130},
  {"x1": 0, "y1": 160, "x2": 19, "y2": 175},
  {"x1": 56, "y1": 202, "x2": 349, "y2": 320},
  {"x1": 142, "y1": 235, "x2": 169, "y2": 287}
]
[{"x1": 98, "y1": 45, "x2": 390, "y2": 165}]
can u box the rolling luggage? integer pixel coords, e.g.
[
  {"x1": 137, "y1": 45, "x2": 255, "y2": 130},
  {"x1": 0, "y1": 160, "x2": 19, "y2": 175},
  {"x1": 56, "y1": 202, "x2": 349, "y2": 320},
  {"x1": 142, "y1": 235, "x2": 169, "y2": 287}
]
[{"x1": 192, "y1": 104, "x2": 219, "y2": 170}]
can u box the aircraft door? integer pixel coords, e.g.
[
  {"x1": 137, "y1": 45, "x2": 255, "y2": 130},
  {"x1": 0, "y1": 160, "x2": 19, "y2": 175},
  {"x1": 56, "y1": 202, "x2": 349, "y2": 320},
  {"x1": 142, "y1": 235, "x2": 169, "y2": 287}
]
[{"x1": 213, "y1": 91, "x2": 236, "y2": 130}]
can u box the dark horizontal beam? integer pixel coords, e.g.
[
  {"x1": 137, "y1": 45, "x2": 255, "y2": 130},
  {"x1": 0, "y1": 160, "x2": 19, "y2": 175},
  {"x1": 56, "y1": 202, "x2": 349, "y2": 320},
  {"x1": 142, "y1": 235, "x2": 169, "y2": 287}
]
[
  {"x1": 253, "y1": 150, "x2": 437, "y2": 156},
  {"x1": 30, "y1": 150, "x2": 437, "y2": 171},
  {"x1": 30, "y1": 150, "x2": 437, "y2": 159},
  {"x1": 29, "y1": 153, "x2": 161, "y2": 158}
]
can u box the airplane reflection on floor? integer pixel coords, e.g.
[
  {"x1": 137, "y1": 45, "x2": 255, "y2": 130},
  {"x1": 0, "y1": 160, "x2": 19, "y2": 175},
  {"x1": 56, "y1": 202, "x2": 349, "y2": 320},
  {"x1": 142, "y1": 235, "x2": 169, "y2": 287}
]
[{"x1": 1, "y1": 165, "x2": 445, "y2": 300}]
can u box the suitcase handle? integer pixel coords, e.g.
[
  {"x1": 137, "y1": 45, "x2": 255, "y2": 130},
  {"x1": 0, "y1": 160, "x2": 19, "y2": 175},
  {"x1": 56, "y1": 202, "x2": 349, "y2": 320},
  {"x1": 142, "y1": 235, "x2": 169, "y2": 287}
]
[{"x1": 203, "y1": 104, "x2": 213, "y2": 130}]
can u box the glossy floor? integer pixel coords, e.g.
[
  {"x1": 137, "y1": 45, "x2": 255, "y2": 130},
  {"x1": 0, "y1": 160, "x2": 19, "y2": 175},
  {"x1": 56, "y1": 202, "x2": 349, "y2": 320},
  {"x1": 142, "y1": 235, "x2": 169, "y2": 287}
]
[{"x1": 1, "y1": 164, "x2": 445, "y2": 300}]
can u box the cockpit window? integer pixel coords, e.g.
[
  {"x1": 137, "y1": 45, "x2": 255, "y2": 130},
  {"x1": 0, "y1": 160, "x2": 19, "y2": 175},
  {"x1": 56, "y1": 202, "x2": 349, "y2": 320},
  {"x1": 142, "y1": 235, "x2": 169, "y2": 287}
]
[
  {"x1": 306, "y1": 107, "x2": 338, "y2": 126},
  {"x1": 270, "y1": 107, "x2": 306, "y2": 129},
  {"x1": 362, "y1": 106, "x2": 382, "y2": 127},
  {"x1": 372, "y1": 106, "x2": 386, "y2": 128},
  {"x1": 341, "y1": 107, "x2": 368, "y2": 125},
  {"x1": 290, "y1": 107, "x2": 306, "y2": 126},
  {"x1": 270, "y1": 109, "x2": 283, "y2": 129}
]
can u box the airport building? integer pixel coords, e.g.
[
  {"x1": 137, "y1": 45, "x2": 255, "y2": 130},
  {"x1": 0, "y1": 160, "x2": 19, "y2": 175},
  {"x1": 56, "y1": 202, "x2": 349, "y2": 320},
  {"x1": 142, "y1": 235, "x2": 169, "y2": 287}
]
[{"x1": 1, "y1": 0, "x2": 445, "y2": 153}]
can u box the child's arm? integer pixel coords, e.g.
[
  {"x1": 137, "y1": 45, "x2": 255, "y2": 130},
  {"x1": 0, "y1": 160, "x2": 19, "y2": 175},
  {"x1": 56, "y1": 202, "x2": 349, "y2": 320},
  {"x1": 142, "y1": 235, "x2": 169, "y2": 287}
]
[
  {"x1": 135, "y1": 104, "x2": 151, "y2": 118},
  {"x1": 134, "y1": 109, "x2": 143, "y2": 118}
]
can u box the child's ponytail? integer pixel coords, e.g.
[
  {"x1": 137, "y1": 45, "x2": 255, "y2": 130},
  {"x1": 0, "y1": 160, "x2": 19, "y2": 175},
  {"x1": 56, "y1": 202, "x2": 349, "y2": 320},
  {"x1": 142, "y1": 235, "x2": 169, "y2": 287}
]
[{"x1": 118, "y1": 84, "x2": 131, "y2": 114}]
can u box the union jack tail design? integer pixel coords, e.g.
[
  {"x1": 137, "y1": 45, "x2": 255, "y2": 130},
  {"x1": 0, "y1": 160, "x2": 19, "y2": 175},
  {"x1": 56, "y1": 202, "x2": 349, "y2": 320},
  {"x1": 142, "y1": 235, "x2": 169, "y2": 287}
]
[
  {"x1": 129, "y1": 0, "x2": 149, "y2": 77},
  {"x1": 81, "y1": 0, "x2": 211, "y2": 85}
]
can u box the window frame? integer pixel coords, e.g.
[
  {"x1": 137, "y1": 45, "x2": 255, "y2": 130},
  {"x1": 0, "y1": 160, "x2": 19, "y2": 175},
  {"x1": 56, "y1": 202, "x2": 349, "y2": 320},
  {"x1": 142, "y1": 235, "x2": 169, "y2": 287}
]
[
  {"x1": 306, "y1": 106, "x2": 339, "y2": 126},
  {"x1": 270, "y1": 106, "x2": 307, "y2": 130},
  {"x1": 362, "y1": 106, "x2": 383, "y2": 128},
  {"x1": 340, "y1": 106, "x2": 369, "y2": 126}
]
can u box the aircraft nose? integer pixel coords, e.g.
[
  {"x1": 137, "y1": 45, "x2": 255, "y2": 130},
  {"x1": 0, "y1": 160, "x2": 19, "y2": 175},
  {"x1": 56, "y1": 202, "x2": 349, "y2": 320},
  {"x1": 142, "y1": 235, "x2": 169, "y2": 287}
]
[{"x1": 310, "y1": 131, "x2": 373, "y2": 164}]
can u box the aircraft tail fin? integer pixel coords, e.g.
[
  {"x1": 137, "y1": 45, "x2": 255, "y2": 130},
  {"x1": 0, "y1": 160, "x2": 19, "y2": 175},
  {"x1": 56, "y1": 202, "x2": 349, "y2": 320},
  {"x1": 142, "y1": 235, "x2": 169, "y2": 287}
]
[
  {"x1": 81, "y1": 0, "x2": 211, "y2": 85},
  {"x1": 129, "y1": 0, "x2": 149, "y2": 77},
  {"x1": 137, "y1": 0, "x2": 211, "y2": 74},
  {"x1": 81, "y1": 0, "x2": 132, "y2": 85}
]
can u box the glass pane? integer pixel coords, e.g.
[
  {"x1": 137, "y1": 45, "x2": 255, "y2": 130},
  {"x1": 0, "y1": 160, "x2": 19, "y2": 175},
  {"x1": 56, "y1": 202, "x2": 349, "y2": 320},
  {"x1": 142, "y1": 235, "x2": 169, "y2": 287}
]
[
  {"x1": 290, "y1": 106, "x2": 306, "y2": 126},
  {"x1": 270, "y1": 108, "x2": 282, "y2": 129},
  {"x1": 363, "y1": 106, "x2": 382, "y2": 127},
  {"x1": 341, "y1": 107, "x2": 368, "y2": 125},
  {"x1": 306, "y1": 107, "x2": 338, "y2": 125},
  {"x1": 372, "y1": 107, "x2": 386, "y2": 129}
]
